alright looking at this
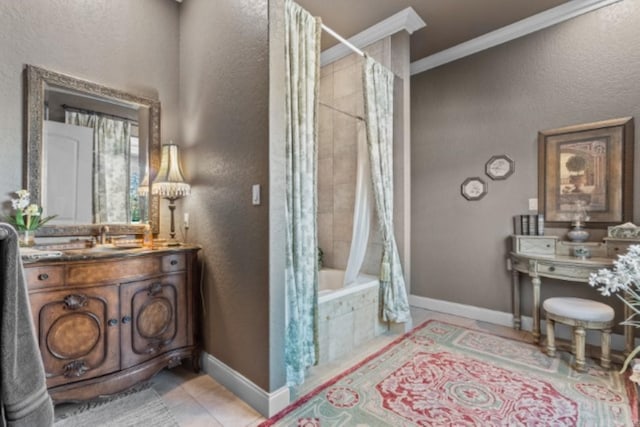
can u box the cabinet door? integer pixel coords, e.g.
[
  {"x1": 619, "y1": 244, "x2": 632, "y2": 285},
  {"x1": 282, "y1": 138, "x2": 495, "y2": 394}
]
[
  {"x1": 120, "y1": 273, "x2": 187, "y2": 368},
  {"x1": 29, "y1": 285, "x2": 120, "y2": 388}
]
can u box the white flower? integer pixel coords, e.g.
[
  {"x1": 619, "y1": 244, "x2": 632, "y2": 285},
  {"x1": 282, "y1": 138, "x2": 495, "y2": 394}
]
[
  {"x1": 25, "y1": 204, "x2": 40, "y2": 216},
  {"x1": 589, "y1": 245, "x2": 640, "y2": 296},
  {"x1": 11, "y1": 189, "x2": 30, "y2": 209}
]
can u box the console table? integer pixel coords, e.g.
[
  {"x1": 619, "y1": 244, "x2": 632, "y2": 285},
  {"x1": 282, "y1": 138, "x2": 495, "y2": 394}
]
[{"x1": 509, "y1": 235, "x2": 638, "y2": 355}]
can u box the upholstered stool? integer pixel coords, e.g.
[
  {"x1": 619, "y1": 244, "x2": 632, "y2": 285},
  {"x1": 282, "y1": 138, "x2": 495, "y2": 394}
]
[{"x1": 543, "y1": 297, "x2": 615, "y2": 372}]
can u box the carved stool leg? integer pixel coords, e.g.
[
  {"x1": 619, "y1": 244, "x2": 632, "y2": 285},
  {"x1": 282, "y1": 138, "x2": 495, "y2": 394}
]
[
  {"x1": 570, "y1": 329, "x2": 576, "y2": 355},
  {"x1": 546, "y1": 317, "x2": 556, "y2": 357},
  {"x1": 574, "y1": 327, "x2": 586, "y2": 372},
  {"x1": 601, "y1": 329, "x2": 612, "y2": 369}
]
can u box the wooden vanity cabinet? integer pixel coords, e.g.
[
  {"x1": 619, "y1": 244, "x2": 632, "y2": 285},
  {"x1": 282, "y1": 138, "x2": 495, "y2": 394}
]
[{"x1": 24, "y1": 247, "x2": 199, "y2": 403}]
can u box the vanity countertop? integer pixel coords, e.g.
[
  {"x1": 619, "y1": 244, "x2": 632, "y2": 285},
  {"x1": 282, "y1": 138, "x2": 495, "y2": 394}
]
[{"x1": 21, "y1": 244, "x2": 200, "y2": 264}]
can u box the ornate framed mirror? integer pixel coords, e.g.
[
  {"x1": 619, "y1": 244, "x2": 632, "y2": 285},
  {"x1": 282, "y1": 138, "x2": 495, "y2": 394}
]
[{"x1": 25, "y1": 65, "x2": 160, "y2": 236}]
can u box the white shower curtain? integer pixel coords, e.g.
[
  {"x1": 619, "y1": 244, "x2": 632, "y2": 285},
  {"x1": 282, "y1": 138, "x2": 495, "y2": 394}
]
[
  {"x1": 343, "y1": 121, "x2": 372, "y2": 286},
  {"x1": 283, "y1": 0, "x2": 321, "y2": 386},
  {"x1": 362, "y1": 56, "x2": 411, "y2": 323}
]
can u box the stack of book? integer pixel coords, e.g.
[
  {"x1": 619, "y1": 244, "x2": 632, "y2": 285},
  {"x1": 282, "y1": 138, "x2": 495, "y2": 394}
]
[{"x1": 514, "y1": 214, "x2": 544, "y2": 235}]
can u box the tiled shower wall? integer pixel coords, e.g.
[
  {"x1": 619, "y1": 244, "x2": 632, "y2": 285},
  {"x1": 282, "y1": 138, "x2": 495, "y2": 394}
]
[{"x1": 317, "y1": 39, "x2": 392, "y2": 275}]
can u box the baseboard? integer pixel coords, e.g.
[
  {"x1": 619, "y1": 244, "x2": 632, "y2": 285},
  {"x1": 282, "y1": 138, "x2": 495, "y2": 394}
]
[
  {"x1": 409, "y1": 294, "x2": 634, "y2": 352},
  {"x1": 201, "y1": 352, "x2": 290, "y2": 418},
  {"x1": 409, "y1": 294, "x2": 513, "y2": 327}
]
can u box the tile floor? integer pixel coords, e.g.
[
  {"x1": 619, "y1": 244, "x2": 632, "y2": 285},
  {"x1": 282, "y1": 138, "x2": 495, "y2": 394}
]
[{"x1": 151, "y1": 307, "x2": 536, "y2": 426}]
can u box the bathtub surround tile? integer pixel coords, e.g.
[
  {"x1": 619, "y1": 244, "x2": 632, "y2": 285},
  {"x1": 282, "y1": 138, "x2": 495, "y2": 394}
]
[
  {"x1": 333, "y1": 152, "x2": 357, "y2": 186},
  {"x1": 332, "y1": 241, "x2": 350, "y2": 270},
  {"x1": 317, "y1": 213, "x2": 333, "y2": 264},
  {"x1": 319, "y1": 72, "x2": 333, "y2": 104},
  {"x1": 361, "y1": 243, "x2": 383, "y2": 276},
  {"x1": 317, "y1": 319, "x2": 330, "y2": 363},
  {"x1": 328, "y1": 311, "x2": 354, "y2": 361},
  {"x1": 320, "y1": 62, "x2": 333, "y2": 77},
  {"x1": 353, "y1": 304, "x2": 376, "y2": 347},
  {"x1": 368, "y1": 216, "x2": 382, "y2": 244},
  {"x1": 332, "y1": 112, "x2": 357, "y2": 157},
  {"x1": 333, "y1": 92, "x2": 364, "y2": 120},
  {"x1": 331, "y1": 51, "x2": 360, "y2": 73},
  {"x1": 332, "y1": 209, "x2": 353, "y2": 240},
  {"x1": 317, "y1": 157, "x2": 334, "y2": 189},
  {"x1": 317, "y1": 179, "x2": 333, "y2": 214},
  {"x1": 333, "y1": 183, "x2": 355, "y2": 212},
  {"x1": 318, "y1": 108, "x2": 333, "y2": 161},
  {"x1": 333, "y1": 64, "x2": 362, "y2": 99}
]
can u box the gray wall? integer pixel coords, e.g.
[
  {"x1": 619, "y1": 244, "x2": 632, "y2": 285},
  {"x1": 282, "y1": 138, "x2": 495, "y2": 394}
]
[
  {"x1": 179, "y1": 0, "x2": 272, "y2": 390},
  {"x1": 0, "y1": 0, "x2": 180, "y2": 204},
  {"x1": 411, "y1": 0, "x2": 640, "y2": 317}
]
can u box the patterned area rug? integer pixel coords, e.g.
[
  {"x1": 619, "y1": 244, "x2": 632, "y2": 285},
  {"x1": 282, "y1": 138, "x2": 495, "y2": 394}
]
[
  {"x1": 262, "y1": 320, "x2": 637, "y2": 426},
  {"x1": 54, "y1": 384, "x2": 179, "y2": 427}
]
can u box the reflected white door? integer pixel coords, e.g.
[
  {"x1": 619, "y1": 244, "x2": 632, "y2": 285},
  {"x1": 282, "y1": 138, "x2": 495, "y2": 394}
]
[{"x1": 43, "y1": 120, "x2": 93, "y2": 224}]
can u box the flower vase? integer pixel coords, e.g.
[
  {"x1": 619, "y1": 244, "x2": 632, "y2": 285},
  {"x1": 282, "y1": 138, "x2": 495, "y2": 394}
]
[
  {"x1": 18, "y1": 229, "x2": 35, "y2": 247},
  {"x1": 567, "y1": 222, "x2": 589, "y2": 243}
]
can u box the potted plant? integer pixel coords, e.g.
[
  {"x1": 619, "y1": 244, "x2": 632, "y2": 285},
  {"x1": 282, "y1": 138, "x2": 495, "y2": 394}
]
[
  {"x1": 589, "y1": 245, "x2": 640, "y2": 378},
  {"x1": 3, "y1": 189, "x2": 56, "y2": 246},
  {"x1": 565, "y1": 155, "x2": 587, "y2": 193}
]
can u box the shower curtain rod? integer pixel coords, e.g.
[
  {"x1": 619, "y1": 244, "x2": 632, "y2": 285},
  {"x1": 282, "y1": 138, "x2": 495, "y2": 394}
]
[
  {"x1": 62, "y1": 104, "x2": 139, "y2": 124},
  {"x1": 319, "y1": 101, "x2": 364, "y2": 122},
  {"x1": 321, "y1": 23, "x2": 365, "y2": 58}
]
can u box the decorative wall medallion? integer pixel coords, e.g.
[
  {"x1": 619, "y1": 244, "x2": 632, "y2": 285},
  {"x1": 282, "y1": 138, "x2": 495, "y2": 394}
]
[
  {"x1": 461, "y1": 177, "x2": 487, "y2": 201},
  {"x1": 485, "y1": 155, "x2": 515, "y2": 180}
]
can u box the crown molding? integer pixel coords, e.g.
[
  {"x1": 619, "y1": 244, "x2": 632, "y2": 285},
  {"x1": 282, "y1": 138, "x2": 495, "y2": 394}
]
[
  {"x1": 410, "y1": 0, "x2": 622, "y2": 75},
  {"x1": 321, "y1": 7, "x2": 426, "y2": 66}
]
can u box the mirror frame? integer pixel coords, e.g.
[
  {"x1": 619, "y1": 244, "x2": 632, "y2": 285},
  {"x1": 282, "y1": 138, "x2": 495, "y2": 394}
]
[{"x1": 25, "y1": 65, "x2": 161, "y2": 236}]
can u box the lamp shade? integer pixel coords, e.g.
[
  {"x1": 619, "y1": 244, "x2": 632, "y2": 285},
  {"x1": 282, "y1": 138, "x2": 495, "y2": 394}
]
[
  {"x1": 137, "y1": 169, "x2": 150, "y2": 197},
  {"x1": 152, "y1": 143, "x2": 191, "y2": 199}
]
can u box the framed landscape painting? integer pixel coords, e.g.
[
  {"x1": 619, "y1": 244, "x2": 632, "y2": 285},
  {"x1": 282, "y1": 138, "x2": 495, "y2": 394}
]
[{"x1": 538, "y1": 117, "x2": 634, "y2": 227}]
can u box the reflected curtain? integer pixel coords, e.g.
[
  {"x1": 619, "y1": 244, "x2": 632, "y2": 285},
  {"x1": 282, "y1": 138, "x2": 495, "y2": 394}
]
[
  {"x1": 66, "y1": 112, "x2": 131, "y2": 223},
  {"x1": 284, "y1": 0, "x2": 321, "y2": 386},
  {"x1": 362, "y1": 56, "x2": 410, "y2": 323}
]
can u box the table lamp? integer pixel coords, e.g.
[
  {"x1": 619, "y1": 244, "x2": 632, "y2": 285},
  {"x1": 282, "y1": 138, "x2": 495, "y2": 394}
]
[{"x1": 152, "y1": 143, "x2": 190, "y2": 245}]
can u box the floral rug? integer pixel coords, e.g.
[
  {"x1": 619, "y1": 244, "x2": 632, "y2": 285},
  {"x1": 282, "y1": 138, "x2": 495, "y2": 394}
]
[{"x1": 262, "y1": 320, "x2": 637, "y2": 426}]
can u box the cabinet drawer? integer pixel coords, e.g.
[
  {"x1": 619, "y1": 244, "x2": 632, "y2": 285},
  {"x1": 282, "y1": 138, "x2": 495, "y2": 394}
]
[
  {"x1": 516, "y1": 237, "x2": 556, "y2": 256},
  {"x1": 67, "y1": 257, "x2": 161, "y2": 286},
  {"x1": 162, "y1": 254, "x2": 185, "y2": 272},
  {"x1": 537, "y1": 262, "x2": 595, "y2": 281},
  {"x1": 607, "y1": 242, "x2": 633, "y2": 258},
  {"x1": 25, "y1": 266, "x2": 64, "y2": 289}
]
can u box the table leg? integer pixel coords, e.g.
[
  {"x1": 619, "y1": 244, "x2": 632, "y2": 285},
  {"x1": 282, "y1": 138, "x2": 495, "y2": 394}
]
[
  {"x1": 512, "y1": 267, "x2": 521, "y2": 330},
  {"x1": 532, "y1": 275, "x2": 541, "y2": 343},
  {"x1": 624, "y1": 298, "x2": 634, "y2": 355}
]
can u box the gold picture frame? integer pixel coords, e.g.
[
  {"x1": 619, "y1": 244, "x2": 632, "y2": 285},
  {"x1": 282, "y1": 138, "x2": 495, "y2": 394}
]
[{"x1": 538, "y1": 117, "x2": 634, "y2": 227}]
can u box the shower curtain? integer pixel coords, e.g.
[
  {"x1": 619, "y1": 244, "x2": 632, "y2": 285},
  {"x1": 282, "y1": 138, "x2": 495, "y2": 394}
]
[
  {"x1": 343, "y1": 121, "x2": 372, "y2": 286},
  {"x1": 284, "y1": 0, "x2": 321, "y2": 386},
  {"x1": 362, "y1": 56, "x2": 411, "y2": 323},
  {"x1": 65, "y1": 111, "x2": 131, "y2": 223}
]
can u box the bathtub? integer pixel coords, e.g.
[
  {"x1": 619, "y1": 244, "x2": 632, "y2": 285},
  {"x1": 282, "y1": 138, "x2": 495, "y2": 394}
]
[
  {"x1": 318, "y1": 268, "x2": 379, "y2": 303},
  {"x1": 317, "y1": 268, "x2": 386, "y2": 363}
]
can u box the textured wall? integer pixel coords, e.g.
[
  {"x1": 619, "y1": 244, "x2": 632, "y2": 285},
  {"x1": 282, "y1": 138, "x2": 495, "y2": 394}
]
[
  {"x1": 0, "y1": 0, "x2": 180, "y2": 209},
  {"x1": 411, "y1": 1, "x2": 640, "y2": 318},
  {"x1": 179, "y1": 0, "x2": 271, "y2": 390}
]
